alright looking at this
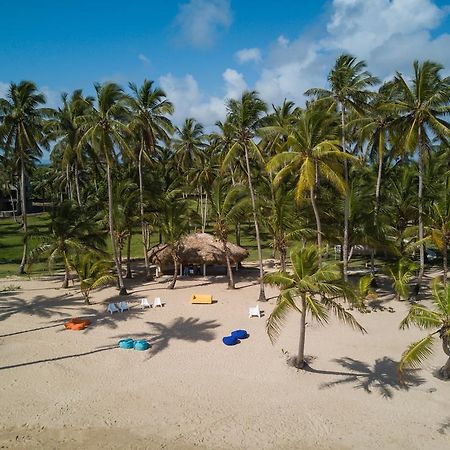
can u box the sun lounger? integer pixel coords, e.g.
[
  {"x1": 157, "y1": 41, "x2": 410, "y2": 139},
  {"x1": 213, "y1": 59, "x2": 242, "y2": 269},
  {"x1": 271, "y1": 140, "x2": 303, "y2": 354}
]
[
  {"x1": 191, "y1": 294, "x2": 213, "y2": 304},
  {"x1": 140, "y1": 298, "x2": 151, "y2": 309},
  {"x1": 249, "y1": 305, "x2": 261, "y2": 318},
  {"x1": 107, "y1": 303, "x2": 119, "y2": 314},
  {"x1": 153, "y1": 297, "x2": 163, "y2": 307},
  {"x1": 119, "y1": 301, "x2": 129, "y2": 312}
]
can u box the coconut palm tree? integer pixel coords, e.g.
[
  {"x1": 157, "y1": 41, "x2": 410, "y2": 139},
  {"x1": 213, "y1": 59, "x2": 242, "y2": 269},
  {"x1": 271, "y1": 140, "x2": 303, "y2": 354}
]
[
  {"x1": 127, "y1": 80, "x2": 174, "y2": 279},
  {"x1": 389, "y1": 61, "x2": 450, "y2": 289},
  {"x1": 208, "y1": 179, "x2": 248, "y2": 289},
  {"x1": 265, "y1": 108, "x2": 354, "y2": 261},
  {"x1": 0, "y1": 81, "x2": 48, "y2": 274},
  {"x1": 29, "y1": 201, "x2": 107, "y2": 288},
  {"x1": 306, "y1": 54, "x2": 379, "y2": 280},
  {"x1": 399, "y1": 279, "x2": 450, "y2": 380},
  {"x1": 173, "y1": 118, "x2": 206, "y2": 172},
  {"x1": 223, "y1": 91, "x2": 268, "y2": 301},
  {"x1": 264, "y1": 244, "x2": 366, "y2": 369},
  {"x1": 77, "y1": 82, "x2": 132, "y2": 295}
]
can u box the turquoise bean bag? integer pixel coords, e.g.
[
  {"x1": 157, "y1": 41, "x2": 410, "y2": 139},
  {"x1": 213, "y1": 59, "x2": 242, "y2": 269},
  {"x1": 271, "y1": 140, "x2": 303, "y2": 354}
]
[
  {"x1": 118, "y1": 338, "x2": 135, "y2": 349},
  {"x1": 134, "y1": 340, "x2": 151, "y2": 351}
]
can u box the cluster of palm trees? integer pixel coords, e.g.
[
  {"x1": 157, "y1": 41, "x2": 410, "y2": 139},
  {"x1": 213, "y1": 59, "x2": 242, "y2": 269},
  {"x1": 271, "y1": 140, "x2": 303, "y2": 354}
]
[{"x1": 1, "y1": 54, "x2": 449, "y2": 377}]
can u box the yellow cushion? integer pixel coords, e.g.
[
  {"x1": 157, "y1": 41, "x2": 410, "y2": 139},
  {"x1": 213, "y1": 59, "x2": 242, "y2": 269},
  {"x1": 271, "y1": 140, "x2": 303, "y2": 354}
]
[{"x1": 191, "y1": 294, "x2": 213, "y2": 304}]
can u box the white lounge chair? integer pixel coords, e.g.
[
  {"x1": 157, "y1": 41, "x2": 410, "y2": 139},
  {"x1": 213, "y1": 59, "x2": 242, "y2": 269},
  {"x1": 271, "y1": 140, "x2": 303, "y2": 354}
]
[
  {"x1": 140, "y1": 298, "x2": 151, "y2": 309},
  {"x1": 107, "y1": 303, "x2": 119, "y2": 314},
  {"x1": 249, "y1": 305, "x2": 261, "y2": 318},
  {"x1": 119, "y1": 301, "x2": 129, "y2": 312},
  {"x1": 153, "y1": 297, "x2": 163, "y2": 308}
]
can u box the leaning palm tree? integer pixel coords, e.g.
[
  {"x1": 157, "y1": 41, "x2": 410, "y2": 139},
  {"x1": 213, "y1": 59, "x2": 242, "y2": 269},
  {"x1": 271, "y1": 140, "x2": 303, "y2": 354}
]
[
  {"x1": 127, "y1": 80, "x2": 174, "y2": 279},
  {"x1": 77, "y1": 82, "x2": 132, "y2": 295},
  {"x1": 264, "y1": 244, "x2": 366, "y2": 369},
  {"x1": 208, "y1": 179, "x2": 248, "y2": 289},
  {"x1": 223, "y1": 91, "x2": 268, "y2": 301},
  {"x1": 399, "y1": 279, "x2": 450, "y2": 380},
  {"x1": 0, "y1": 81, "x2": 48, "y2": 273},
  {"x1": 265, "y1": 108, "x2": 353, "y2": 260},
  {"x1": 306, "y1": 54, "x2": 379, "y2": 280},
  {"x1": 389, "y1": 61, "x2": 450, "y2": 289}
]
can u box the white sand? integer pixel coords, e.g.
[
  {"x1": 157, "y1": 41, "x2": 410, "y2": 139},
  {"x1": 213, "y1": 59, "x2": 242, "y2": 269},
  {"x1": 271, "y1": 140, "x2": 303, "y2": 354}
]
[{"x1": 0, "y1": 270, "x2": 449, "y2": 449}]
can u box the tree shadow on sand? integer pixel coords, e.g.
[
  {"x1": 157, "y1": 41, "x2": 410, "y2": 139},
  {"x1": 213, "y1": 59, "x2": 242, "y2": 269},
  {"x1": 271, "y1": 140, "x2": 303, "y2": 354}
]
[
  {"x1": 437, "y1": 417, "x2": 450, "y2": 435},
  {"x1": 113, "y1": 317, "x2": 220, "y2": 357},
  {"x1": 307, "y1": 356, "x2": 425, "y2": 399}
]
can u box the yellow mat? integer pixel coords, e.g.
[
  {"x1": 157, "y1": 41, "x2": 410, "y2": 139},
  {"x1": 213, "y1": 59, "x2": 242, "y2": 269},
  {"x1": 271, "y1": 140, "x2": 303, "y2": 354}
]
[{"x1": 191, "y1": 294, "x2": 213, "y2": 304}]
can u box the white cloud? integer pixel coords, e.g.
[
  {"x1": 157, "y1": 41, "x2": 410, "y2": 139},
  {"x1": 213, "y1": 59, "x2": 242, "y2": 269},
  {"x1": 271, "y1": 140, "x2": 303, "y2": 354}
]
[
  {"x1": 138, "y1": 53, "x2": 150, "y2": 64},
  {"x1": 173, "y1": 0, "x2": 232, "y2": 49},
  {"x1": 235, "y1": 47, "x2": 261, "y2": 64}
]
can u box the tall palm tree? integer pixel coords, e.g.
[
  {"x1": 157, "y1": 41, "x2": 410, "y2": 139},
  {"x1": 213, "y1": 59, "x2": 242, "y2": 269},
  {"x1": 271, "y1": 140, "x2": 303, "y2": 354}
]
[
  {"x1": 77, "y1": 82, "x2": 132, "y2": 295},
  {"x1": 0, "y1": 81, "x2": 48, "y2": 274},
  {"x1": 223, "y1": 91, "x2": 268, "y2": 301},
  {"x1": 389, "y1": 61, "x2": 450, "y2": 289},
  {"x1": 264, "y1": 245, "x2": 366, "y2": 369},
  {"x1": 173, "y1": 118, "x2": 206, "y2": 172},
  {"x1": 399, "y1": 279, "x2": 450, "y2": 380},
  {"x1": 208, "y1": 179, "x2": 248, "y2": 289},
  {"x1": 265, "y1": 108, "x2": 353, "y2": 261},
  {"x1": 127, "y1": 80, "x2": 174, "y2": 279},
  {"x1": 306, "y1": 54, "x2": 379, "y2": 280}
]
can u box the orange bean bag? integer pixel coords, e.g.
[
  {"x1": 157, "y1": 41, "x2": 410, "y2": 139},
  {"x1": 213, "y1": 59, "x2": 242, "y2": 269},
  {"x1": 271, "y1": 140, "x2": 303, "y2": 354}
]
[{"x1": 64, "y1": 318, "x2": 91, "y2": 330}]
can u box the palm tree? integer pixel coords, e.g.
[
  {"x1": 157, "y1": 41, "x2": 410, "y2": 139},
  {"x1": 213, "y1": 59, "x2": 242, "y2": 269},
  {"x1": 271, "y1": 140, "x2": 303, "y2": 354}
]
[
  {"x1": 264, "y1": 245, "x2": 366, "y2": 369},
  {"x1": 399, "y1": 279, "x2": 450, "y2": 380},
  {"x1": 223, "y1": 91, "x2": 268, "y2": 301},
  {"x1": 208, "y1": 179, "x2": 248, "y2": 288},
  {"x1": 127, "y1": 80, "x2": 173, "y2": 279},
  {"x1": 306, "y1": 54, "x2": 379, "y2": 280},
  {"x1": 265, "y1": 108, "x2": 353, "y2": 261},
  {"x1": 173, "y1": 118, "x2": 206, "y2": 172},
  {"x1": 77, "y1": 82, "x2": 132, "y2": 295},
  {"x1": 73, "y1": 254, "x2": 116, "y2": 304},
  {"x1": 389, "y1": 61, "x2": 450, "y2": 289},
  {"x1": 29, "y1": 201, "x2": 107, "y2": 288},
  {"x1": 386, "y1": 258, "x2": 418, "y2": 301},
  {"x1": 0, "y1": 81, "x2": 48, "y2": 274}
]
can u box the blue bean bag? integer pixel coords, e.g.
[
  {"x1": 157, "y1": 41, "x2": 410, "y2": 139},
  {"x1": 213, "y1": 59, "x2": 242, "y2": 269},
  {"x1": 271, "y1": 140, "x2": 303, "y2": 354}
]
[
  {"x1": 222, "y1": 335, "x2": 239, "y2": 346},
  {"x1": 231, "y1": 329, "x2": 249, "y2": 339},
  {"x1": 134, "y1": 340, "x2": 151, "y2": 351},
  {"x1": 118, "y1": 338, "x2": 135, "y2": 349}
]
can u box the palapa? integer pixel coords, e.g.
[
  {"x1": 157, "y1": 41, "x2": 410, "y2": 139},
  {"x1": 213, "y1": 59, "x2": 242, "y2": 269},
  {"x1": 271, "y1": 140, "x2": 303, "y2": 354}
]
[{"x1": 148, "y1": 232, "x2": 248, "y2": 267}]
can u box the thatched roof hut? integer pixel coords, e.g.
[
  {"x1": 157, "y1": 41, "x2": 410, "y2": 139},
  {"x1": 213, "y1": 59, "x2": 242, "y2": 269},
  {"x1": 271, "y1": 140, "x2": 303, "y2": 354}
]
[{"x1": 148, "y1": 233, "x2": 248, "y2": 271}]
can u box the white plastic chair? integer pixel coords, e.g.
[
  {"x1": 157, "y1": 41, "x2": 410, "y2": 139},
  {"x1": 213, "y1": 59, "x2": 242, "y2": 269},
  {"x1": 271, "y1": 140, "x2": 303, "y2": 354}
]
[
  {"x1": 249, "y1": 305, "x2": 261, "y2": 318},
  {"x1": 153, "y1": 297, "x2": 163, "y2": 308},
  {"x1": 140, "y1": 298, "x2": 151, "y2": 309},
  {"x1": 107, "y1": 303, "x2": 119, "y2": 314},
  {"x1": 119, "y1": 301, "x2": 129, "y2": 312}
]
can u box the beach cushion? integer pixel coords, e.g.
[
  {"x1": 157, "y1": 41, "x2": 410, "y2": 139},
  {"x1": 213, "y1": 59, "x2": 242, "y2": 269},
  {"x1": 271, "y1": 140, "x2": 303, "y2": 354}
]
[
  {"x1": 222, "y1": 335, "x2": 239, "y2": 346},
  {"x1": 64, "y1": 318, "x2": 91, "y2": 330},
  {"x1": 231, "y1": 329, "x2": 249, "y2": 339},
  {"x1": 134, "y1": 340, "x2": 151, "y2": 351},
  {"x1": 191, "y1": 294, "x2": 213, "y2": 304},
  {"x1": 118, "y1": 338, "x2": 135, "y2": 349}
]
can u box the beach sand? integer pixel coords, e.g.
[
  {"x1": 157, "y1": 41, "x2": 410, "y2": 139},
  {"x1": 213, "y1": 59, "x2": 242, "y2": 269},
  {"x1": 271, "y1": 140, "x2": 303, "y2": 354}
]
[{"x1": 0, "y1": 269, "x2": 449, "y2": 449}]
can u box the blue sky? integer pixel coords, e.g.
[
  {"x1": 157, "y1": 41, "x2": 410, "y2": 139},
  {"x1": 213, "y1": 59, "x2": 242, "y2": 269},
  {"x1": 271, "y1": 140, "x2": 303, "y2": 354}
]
[{"x1": 2, "y1": 0, "x2": 450, "y2": 129}]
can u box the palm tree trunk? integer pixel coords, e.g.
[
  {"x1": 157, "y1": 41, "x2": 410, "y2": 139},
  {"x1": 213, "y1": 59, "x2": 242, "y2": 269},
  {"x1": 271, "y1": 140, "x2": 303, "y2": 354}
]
[
  {"x1": 443, "y1": 237, "x2": 448, "y2": 287},
  {"x1": 417, "y1": 127, "x2": 425, "y2": 288},
  {"x1": 310, "y1": 185, "x2": 322, "y2": 264},
  {"x1": 297, "y1": 296, "x2": 307, "y2": 369},
  {"x1": 371, "y1": 142, "x2": 384, "y2": 276},
  {"x1": 244, "y1": 143, "x2": 266, "y2": 302},
  {"x1": 18, "y1": 158, "x2": 28, "y2": 274},
  {"x1": 440, "y1": 334, "x2": 450, "y2": 379},
  {"x1": 62, "y1": 264, "x2": 70, "y2": 288},
  {"x1": 223, "y1": 239, "x2": 235, "y2": 289},
  {"x1": 74, "y1": 163, "x2": 82, "y2": 207},
  {"x1": 9, "y1": 191, "x2": 17, "y2": 223},
  {"x1": 341, "y1": 106, "x2": 350, "y2": 282},
  {"x1": 138, "y1": 146, "x2": 151, "y2": 280},
  {"x1": 168, "y1": 252, "x2": 178, "y2": 289},
  {"x1": 125, "y1": 231, "x2": 132, "y2": 279},
  {"x1": 280, "y1": 246, "x2": 287, "y2": 272},
  {"x1": 235, "y1": 223, "x2": 241, "y2": 246},
  {"x1": 106, "y1": 161, "x2": 127, "y2": 295},
  {"x1": 203, "y1": 191, "x2": 208, "y2": 232}
]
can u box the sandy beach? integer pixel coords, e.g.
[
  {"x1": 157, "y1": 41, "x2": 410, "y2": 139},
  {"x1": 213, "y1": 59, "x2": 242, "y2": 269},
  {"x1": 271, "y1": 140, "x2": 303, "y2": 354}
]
[{"x1": 0, "y1": 269, "x2": 449, "y2": 449}]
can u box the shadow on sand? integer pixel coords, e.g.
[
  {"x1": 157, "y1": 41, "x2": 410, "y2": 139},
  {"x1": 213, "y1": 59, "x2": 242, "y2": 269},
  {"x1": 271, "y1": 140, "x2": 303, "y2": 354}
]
[
  {"x1": 113, "y1": 316, "x2": 220, "y2": 357},
  {"x1": 306, "y1": 356, "x2": 425, "y2": 399}
]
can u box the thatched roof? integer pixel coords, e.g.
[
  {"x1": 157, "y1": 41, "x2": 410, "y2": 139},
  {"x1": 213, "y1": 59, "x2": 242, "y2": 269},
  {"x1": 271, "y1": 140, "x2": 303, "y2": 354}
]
[{"x1": 148, "y1": 233, "x2": 249, "y2": 266}]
